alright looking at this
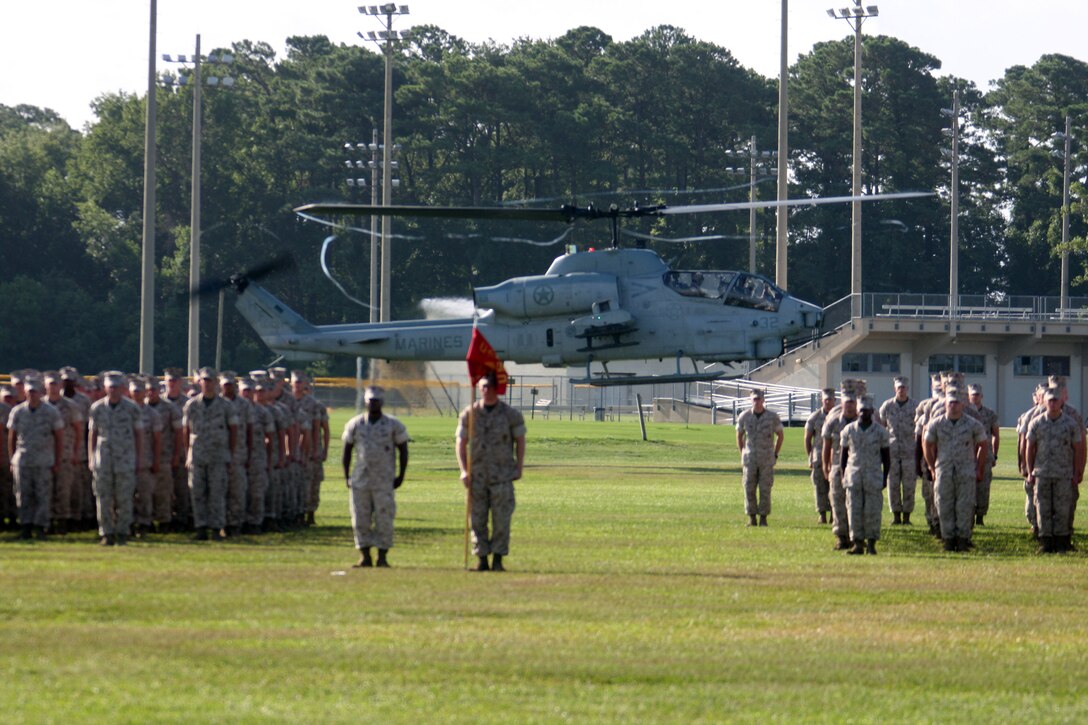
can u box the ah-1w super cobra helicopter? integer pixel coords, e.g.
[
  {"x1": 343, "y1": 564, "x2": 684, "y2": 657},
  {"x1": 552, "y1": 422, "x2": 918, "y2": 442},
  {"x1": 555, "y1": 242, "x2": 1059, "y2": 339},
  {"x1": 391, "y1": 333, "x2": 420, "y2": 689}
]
[{"x1": 222, "y1": 193, "x2": 926, "y2": 385}]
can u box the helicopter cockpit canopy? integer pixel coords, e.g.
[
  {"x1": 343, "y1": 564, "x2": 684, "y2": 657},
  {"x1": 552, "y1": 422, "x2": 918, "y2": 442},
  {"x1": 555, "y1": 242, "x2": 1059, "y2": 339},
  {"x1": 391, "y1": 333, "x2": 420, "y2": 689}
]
[{"x1": 664, "y1": 270, "x2": 783, "y2": 312}]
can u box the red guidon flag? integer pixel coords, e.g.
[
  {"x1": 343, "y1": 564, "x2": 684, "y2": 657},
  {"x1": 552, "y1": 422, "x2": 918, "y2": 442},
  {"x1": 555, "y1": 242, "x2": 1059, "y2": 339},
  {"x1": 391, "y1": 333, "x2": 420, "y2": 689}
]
[{"x1": 466, "y1": 326, "x2": 508, "y2": 394}]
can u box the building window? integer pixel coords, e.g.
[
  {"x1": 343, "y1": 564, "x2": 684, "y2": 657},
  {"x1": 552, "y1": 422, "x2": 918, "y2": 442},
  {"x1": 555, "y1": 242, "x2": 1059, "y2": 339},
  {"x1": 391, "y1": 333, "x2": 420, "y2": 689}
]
[
  {"x1": 1014, "y1": 355, "x2": 1071, "y2": 377},
  {"x1": 928, "y1": 354, "x2": 985, "y2": 375},
  {"x1": 842, "y1": 353, "x2": 900, "y2": 374}
]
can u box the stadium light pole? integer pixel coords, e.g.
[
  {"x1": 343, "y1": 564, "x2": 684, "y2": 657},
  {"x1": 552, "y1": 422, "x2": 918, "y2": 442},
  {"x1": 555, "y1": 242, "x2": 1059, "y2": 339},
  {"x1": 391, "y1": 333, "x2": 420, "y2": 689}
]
[
  {"x1": 359, "y1": 4, "x2": 411, "y2": 322},
  {"x1": 941, "y1": 90, "x2": 961, "y2": 319},
  {"x1": 164, "y1": 40, "x2": 235, "y2": 372},
  {"x1": 1059, "y1": 115, "x2": 1072, "y2": 317},
  {"x1": 827, "y1": 1, "x2": 878, "y2": 318},
  {"x1": 343, "y1": 133, "x2": 400, "y2": 323},
  {"x1": 139, "y1": 0, "x2": 158, "y2": 374}
]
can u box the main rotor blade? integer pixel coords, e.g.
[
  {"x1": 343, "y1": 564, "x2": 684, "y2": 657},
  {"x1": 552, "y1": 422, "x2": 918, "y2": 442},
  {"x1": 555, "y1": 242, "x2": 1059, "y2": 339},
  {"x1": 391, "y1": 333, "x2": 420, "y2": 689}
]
[
  {"x1": 296, "y1": 191, "x2": 932, "y2": 225},
  {"x1": 658, "y1": 191, "x2": 934, "y2": 216},
  {"x1": 295, "y1": 203, "x2": 579, "y2": 223}
]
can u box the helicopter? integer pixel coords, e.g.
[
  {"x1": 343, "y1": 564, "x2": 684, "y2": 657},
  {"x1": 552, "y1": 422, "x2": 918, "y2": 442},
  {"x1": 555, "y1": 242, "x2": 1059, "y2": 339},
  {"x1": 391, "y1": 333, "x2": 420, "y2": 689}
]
[{"x1": 219, "y1": 193, "x2": 927, "y2": 385}]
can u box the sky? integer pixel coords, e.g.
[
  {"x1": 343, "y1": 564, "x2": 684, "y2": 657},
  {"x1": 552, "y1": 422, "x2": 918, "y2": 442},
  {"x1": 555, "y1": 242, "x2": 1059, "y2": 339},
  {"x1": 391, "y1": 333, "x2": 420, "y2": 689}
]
[{"x1": 2, "y1": 0, "x2": 1086, "y2": 130}]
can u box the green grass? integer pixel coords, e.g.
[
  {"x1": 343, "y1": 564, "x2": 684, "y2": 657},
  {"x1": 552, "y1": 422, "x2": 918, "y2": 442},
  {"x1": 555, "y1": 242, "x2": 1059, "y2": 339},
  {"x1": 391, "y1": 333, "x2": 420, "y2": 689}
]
[{"x1": 2, "y1": 413, "x2": 1087, "y2": 723}]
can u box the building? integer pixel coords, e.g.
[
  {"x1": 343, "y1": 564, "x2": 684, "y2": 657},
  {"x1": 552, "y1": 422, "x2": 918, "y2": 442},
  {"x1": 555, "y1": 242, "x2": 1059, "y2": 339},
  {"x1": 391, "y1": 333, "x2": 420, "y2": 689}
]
[{"x1": 751, "y1": 292, "x2": 1088, "y2": 426}]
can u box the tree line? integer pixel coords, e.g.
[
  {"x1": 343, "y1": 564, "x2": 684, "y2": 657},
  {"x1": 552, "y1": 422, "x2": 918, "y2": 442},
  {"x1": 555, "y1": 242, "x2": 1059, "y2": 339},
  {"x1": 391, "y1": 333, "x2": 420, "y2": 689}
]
[{"x1": 1, "y1": 25, "x2": 1086, "y2": 374}]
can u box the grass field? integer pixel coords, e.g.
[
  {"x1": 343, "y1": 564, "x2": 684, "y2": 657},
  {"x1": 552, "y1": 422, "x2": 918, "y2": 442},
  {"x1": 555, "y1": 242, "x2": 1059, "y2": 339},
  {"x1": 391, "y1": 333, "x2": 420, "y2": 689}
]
[{"x1": 2, "y1": 412, "x2": 1087, "y2": 723}]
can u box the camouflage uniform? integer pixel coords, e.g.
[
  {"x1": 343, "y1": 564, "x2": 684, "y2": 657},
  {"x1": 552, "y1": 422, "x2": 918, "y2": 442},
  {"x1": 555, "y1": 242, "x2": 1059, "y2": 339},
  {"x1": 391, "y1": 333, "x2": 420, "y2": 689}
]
[
  {"x1": 183, "y1": 390, "x2": 238, "y2": 533},
  {"x1": 148, "y1": 395, "x2": 182, "y2": 527},
  {"x1": 63, "y1": 386, "x2": 93, "y2": 527},
  {"x1": 735, "y1": 405, "x2": 783, "y2": 517},
  {"x1": 804, "y1": 404, "x2": 831, "y2": 516},
  {"x1": 277, "y1": 388, "x2": 303, "y2": 521},
  {"x1": 222, "y1": 384, "x2": 252, "y2": 532},
  {"x1": 308, "y1": 397, "x2": 329, "y2": 517},
  {"x1": 1017, "y1": 399, "x2": 1045, "y2": 530},
  {"x1": 823, "y1": 407, "x2": 857, "y2": 540},
  {"x1": 88, "y1": 395, "x2": 144, "y2": 537},
  {"x1": 1026, "y1": 411, "x2": 1081, "y2": 540},
  {"x1": 343, "y1": 412, "x2": 409, "y2": 550},
  {"x1": 878, "y1": 391, "x2": 918, "y2": 516},
  {"x1": 972, "y1": 399, "x2": 1000, "y2": 519},
  {"x1": 131, "y1": 395, "x2": 163, "y2": 529},
  {"x1": 914, "y1": 391, "x2": 943, "y2": 530},
  {"x1": 294, "y1": 389, "x2": 323, "y2": 517},
  {"x1": 8, "y1": 397, "x2": 63, "y2": 529},
  {"x1": 841, "y1": 417, "x2": 890, "y2": 541},
  {"x1": 246, "y1": 392, "x2": 274, "y2": 529},
  {"x1": 457, "y1": 400, "x2": 526, "y2": 557},
  {"x1": 44, "y1": 390, "x2": 83, "y2": 527},
  {"x1": 0, "y1": 397, "x2": 14, "y2": 525},
  {"x1": 166, "y1": 392, "x2": 192, "y2": 526},
  {"x1": 925, "y1": 403, "x2": 987, "y2": 543},
  {"x1": 264, "y1": 398, "x2": 289, "y2": 523}
]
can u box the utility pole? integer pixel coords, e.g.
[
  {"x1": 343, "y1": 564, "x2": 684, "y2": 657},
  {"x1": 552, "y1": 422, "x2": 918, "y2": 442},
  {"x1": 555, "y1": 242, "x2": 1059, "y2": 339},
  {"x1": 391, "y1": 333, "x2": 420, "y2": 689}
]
[
  {"x1": 726, "y1": 139, "x2": 777, "y2": 275},
  {"x1": 190, "y1": 35, "x2": 203, "y2": 372},
  {"x1": 139, "y1": 0, "x2": 157, "y2": 374},
  {"x1": 775, "y1": 0, "x2": 789, "y2": 290}
]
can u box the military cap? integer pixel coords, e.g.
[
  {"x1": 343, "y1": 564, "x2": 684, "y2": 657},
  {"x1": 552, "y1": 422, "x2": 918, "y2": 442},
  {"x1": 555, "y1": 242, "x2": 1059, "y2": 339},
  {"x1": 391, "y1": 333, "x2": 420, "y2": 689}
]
[
  {"x1": 254, "y1": 380, "x2": 270, "y2": 392},
  {"x1": 43, "y1": 370, "x2": 62, "y2": 384},
  {"x1": 1048, "y1": 375, "x2": 1067, "y2": 389},
  {"x1": 749, "y1": 388, "x2": 765, "y2": 400},
  {"x1": 60, "y1": 366, "x2": 81, "y2": 381},
  {"x1": 941, "y1": 371, "x2": 964, "y2": 387},
  {"x1": 1036, "y1": 383, "x2": 1050, "y2": 394},
  {"x1": 893, "y1": 376, "x2": 909, "y2": 388},
  {"x1": 944, "y1": 386, "x2": 966, "y2": 403},
  {"x1": 1045, "y1": 387, "x2": 1062, "y2": 401},
  {"x1": 144, "y1": 374, "x2": 160, "y2": 388},
  {"x1": 219, "y1": 370, "x2": 238, "y2": 385},
  {"x1": 163, "y1": 368, "x2": 185, "y2": 381},
  {"x1": 364, "y1": 385, "x2": 385, "y2": 402},
  {"x1": 25, "y1": 377, "x2": 44, "y2": 393},
  {"x1": 238, "y1": 377, "x2": 255, "y2": 391},
  {"x1": 967, "y1": 384, "x2": 982, "y2": 395},
  {"x1": 290, "y1": 370, "x2": 310, "y2": 383},
  {"x1": 269, "y1": 366, "x2": 288, "y2": 381},
  {"x1": 821, "y1": 388, "x2": 835, "y2": 400},
  {"x1": 0, "y1": 384, "x2": 14, "y2": 397},
  {"x1": 128, "y1": 377, "x2": 146, "y2": 392},
  {"x1": 103, "y1": 371, "x2": 127, "y2": 388},
  {"x1": 859, "y1": 395, "x2": 876, "y2": 410},
  {"x1": 9, "y1": 370, "x2": 26, "y2": 384},
  {"x1": 197, "y1": 366, "x2": 218, "y2": 380},
  {"x1": 248, "y1": 369, "x2": 269, "y2": 381}
]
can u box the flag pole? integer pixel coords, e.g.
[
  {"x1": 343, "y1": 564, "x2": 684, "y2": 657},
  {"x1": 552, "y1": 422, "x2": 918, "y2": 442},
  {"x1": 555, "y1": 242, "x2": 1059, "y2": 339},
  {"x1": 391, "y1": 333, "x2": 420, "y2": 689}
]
[
  {"x1": 464, "y1": 386, "x2": 475, "y2": 570},
  {"x1": 463, "y1": 319, "x2": 506, "y2": 571}
]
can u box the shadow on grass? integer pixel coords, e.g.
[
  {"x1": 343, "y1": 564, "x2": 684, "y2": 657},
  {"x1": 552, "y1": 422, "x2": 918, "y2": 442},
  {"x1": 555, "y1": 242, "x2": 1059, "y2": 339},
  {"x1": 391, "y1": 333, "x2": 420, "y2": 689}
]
[{"x1": 879, "y1": 522, "x2": 1071, "y2": 559}]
